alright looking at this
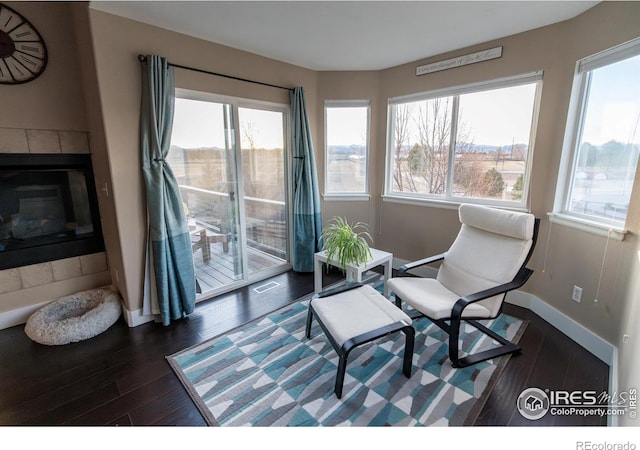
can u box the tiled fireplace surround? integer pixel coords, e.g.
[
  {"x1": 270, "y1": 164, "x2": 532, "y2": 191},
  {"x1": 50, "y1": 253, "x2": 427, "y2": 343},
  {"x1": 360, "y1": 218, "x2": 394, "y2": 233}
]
[{"x1": 0, "y1": 127, "x2": 111, "y2": 330}]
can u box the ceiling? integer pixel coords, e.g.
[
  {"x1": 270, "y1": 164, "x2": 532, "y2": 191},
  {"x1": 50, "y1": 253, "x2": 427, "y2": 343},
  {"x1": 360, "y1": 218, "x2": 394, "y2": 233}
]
[{"x1": 89, "y1": 1, "x2": 600, "y2": 71}]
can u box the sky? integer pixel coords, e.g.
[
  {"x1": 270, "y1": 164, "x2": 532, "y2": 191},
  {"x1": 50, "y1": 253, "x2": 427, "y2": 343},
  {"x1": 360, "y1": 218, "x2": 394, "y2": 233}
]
[
  {"x1": 171, "y1": 98, "x2": 284, "y2": 150},
  {"x1": 171, "y1": 54, "x2": 640, "y2": 151},
  {"x1": 171, "y1": 98, "x2": 225, "y2": 148},
  {"x1": 395, "y1": 82, "x2": 537, "y2": 148},
  {"x1": 325, "y1": 106, "x2": 368, "y2": 147},
  {"x1": 457, "y1": 84, "x2": 536, "y2": 146},
  {"x1": 580, "y1": 54, "x2": 640, "y2": 146}
]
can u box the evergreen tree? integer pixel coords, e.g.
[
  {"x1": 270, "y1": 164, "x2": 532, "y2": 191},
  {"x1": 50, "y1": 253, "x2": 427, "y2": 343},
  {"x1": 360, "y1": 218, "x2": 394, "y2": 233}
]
[
  {"x1": 512, "y1": 174, "x2": 524, "y2": 200},
  {"x1": 483, "y1": 168, "x2": 504, "y2": 197}
]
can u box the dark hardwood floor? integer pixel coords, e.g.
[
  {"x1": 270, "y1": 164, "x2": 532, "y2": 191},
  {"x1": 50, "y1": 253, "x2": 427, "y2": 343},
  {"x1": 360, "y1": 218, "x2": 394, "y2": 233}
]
[{"x1": 0, "y1": 269, "x2": 609, "y2": 426}]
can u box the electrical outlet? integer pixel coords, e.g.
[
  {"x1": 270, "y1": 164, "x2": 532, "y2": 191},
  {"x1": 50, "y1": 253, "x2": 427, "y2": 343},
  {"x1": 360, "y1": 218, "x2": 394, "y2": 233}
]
[
  {"x1": 571, "y1": 285, "x2": 583, "y2": 303},
  {"x1": 623, "y1": 335, "x2": 630, "y2": 344}
]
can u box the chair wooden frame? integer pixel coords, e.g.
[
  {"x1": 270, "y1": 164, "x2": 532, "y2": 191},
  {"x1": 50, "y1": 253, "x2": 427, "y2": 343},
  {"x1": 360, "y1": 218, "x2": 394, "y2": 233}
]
[{"x1": 394, "y1": 218, "x2": 540, "y2": 368}]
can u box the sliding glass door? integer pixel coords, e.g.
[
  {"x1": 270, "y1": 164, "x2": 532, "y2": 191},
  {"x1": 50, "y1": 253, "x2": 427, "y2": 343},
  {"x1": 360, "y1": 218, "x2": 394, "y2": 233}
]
[
  {"x1": 169, "y1": 92, "x2": 290, "y2": 297},
  {"x1": 238, "y1": 106, "x2": 288, "y2": 275}
]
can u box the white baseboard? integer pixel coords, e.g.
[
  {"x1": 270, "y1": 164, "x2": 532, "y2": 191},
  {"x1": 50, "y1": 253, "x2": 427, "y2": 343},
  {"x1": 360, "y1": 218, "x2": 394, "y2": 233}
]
[
  {"x1": 507, "y1": 291, "x2": 619, "y2": 426},
  {"x1": 0, "y1": 282, "x2": 118, "y2": 330},
  {"x1": 505, "y1": 291, "x2": 616, "y2": 365},
  {"x1": 1, "y1": 297, "x2": 157, "y2": 330},
  {"x1": 508, "y1": 291, "x2": 619, "y2": 426},
  {"x1": 0, "y1": 300, "x2": 51, "y2": 330},
  {"x1": 122, "y1": 307, "x2": 158, "y2": 327}
]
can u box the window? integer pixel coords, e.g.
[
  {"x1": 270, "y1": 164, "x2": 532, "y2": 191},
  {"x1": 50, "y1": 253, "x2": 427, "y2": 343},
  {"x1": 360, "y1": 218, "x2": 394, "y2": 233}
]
[
  {"x1": 324, "y1": 101, "x2": 370, "y2": 197},
  {"x1": 385, "y1": 72, "x2": 542, "y2": 208},
  {"x1": 554, "y1": 38, "x2": 640, "y2": 234}
]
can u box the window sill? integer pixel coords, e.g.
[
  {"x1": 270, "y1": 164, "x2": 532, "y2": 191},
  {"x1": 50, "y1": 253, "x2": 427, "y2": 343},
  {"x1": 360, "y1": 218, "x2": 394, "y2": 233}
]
[
  {"x1": 548, "y1": 212, "x2": 627, "y2": 241},
  {"x1": 322, "y1": 193, "x2": 370, "y2": 201},
  {"x1": 382, "y1": 194, "x2": 528, "y2": 212}
]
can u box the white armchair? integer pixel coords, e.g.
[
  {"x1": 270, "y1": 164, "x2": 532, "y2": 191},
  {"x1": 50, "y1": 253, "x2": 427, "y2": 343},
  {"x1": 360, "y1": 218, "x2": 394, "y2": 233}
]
[{"x1": 388, "y1": 204, "x2": 539, "y2": 368}]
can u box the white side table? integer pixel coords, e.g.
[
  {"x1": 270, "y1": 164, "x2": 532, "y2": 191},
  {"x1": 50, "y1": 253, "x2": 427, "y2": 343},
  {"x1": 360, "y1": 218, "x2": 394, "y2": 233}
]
[{"x1": 314, "y1": 248, "x2": 393, "y2": 298}]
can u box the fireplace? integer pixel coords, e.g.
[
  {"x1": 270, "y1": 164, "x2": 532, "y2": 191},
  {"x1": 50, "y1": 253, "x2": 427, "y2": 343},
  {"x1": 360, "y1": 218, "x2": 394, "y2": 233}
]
[{"x1": 0, "y1": 154, "x2": 104, "y2": 270}]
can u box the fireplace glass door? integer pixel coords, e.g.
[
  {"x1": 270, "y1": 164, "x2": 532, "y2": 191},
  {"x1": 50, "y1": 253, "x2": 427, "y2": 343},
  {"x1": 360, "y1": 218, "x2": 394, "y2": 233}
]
[{"x1": 0, "y1": 154, "x2": 104, "y2": 269}]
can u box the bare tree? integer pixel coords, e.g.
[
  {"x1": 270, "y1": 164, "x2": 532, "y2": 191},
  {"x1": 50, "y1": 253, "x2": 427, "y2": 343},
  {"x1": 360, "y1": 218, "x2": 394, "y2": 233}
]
[
  {"x1": 412, "y1": 98, "x2": 453, "y2": 194},
  {"x1": 394, "y1": 98, "x2": 480, "y2": 195},
  {"x1": 512, "y1": 144, "x2": 527, "y2": 161},
  {"x1": 494, "y1": 145, "x2": 504, "y2": 169},
  {"x1": 242, "y1": 120, "x2": 257, "y2": 150},
  {"x1": 240, "y1": 120, "x2": 260, "y2": 198},
  {"x1": 454, "y1": 157, "x2": 486, "y2": 196},
  {"x1": 393, "y1": 104, "x2": 412, "y2": 191}
]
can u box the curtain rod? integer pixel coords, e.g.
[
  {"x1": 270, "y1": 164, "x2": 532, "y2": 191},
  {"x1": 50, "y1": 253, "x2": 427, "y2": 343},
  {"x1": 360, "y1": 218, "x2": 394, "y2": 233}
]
[{"x1": 137, "y1": 54, "x2": 294, "y2": 92}]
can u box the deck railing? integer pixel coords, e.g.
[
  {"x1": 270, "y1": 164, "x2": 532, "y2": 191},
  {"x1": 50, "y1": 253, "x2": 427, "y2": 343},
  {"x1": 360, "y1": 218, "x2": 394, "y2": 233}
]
[{"x1": 179, "y1": 185, "x2": 287, "y2": 259}]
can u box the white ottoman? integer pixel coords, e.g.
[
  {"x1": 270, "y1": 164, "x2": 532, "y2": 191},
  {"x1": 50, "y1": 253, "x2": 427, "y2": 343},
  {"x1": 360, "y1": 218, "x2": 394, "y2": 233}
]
[{"x1": 305, "y1": 283, "x2": 415, "y2": 398}]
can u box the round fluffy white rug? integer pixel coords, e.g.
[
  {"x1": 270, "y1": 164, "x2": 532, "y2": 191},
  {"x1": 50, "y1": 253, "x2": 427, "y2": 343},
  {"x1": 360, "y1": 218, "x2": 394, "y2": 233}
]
[{"x1": 25, "y1": 287, "x2": 122, "y2": 346}]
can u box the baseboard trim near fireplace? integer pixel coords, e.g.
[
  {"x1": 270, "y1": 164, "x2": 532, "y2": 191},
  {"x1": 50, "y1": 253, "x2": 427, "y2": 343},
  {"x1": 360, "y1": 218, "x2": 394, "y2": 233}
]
[
  {"x1": 0, "y1": 272, "x2": 113, "y2": 331},
  {"x1": 1, "y1": 292, "x2": 150, "y2": 333},
  {"x1": 0, "y1": 300, "x2": 52, "y2": 331}
]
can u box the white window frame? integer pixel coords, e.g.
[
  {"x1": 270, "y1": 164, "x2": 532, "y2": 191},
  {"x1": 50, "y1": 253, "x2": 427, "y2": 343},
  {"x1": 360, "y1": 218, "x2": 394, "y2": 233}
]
[
  {"x1": 383, "y1": 71, "x2": 543, "y2": 210},
  {"x1": 551, "y1": 38, "x2": 640, "y2": 240},
  {"x1": 323, "y1": 99, "x2": 371, "y2": 200}
]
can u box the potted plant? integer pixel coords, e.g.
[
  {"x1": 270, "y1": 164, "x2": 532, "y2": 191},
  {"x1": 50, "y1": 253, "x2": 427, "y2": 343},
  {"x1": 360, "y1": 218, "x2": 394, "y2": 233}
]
[{"x1": 321, "y1": 217, "x2": 373, "y2": 269}]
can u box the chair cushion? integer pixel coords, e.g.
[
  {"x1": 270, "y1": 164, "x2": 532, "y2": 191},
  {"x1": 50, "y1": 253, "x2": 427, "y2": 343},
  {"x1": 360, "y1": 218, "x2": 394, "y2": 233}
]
[
  {"x1": 388, "y1": 277, "x2": 492, "y2": 320},
  {"x1": 459, "y1": 203, "x2": 534, "y2": 240},
  {"x1": 311, "y1": 284, "x2": 412, "y2": 347},
  {"x1": 437, "y1": 205, "x2": 534, "y2": 316}
]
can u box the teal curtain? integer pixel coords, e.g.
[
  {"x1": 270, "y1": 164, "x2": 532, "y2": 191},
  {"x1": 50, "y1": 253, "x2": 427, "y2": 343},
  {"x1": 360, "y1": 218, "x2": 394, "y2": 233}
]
[
  {"x1": 140, "y1": 55, "x2": 196, "y2": 325},
  {"x1": 290, "y1": 87, "x2": 323, "y2": 272}
]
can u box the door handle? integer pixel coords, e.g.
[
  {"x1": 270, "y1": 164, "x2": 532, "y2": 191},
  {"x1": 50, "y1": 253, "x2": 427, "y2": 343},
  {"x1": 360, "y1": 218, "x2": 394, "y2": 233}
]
[{"x1": 229, "y1": 191, "x2": 236, "y2": 201}]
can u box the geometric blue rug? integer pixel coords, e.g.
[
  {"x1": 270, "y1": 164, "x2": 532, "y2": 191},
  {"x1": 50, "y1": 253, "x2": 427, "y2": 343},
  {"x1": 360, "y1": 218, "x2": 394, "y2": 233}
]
[{"x1": 166, "y1": 278, "x2": 526, "y2": 426}]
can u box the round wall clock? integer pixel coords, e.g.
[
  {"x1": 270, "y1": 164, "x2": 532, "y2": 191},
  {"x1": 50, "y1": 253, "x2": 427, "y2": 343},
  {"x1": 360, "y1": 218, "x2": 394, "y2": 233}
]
[{"x1": 0, "y1": 2, "x2": 47, "y2": 84}]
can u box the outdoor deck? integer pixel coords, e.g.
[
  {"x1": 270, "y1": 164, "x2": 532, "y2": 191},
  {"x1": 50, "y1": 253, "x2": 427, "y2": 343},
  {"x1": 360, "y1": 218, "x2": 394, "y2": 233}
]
[{"x1": 193, "y1": 240, "x2": 286, "y2": 293}]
